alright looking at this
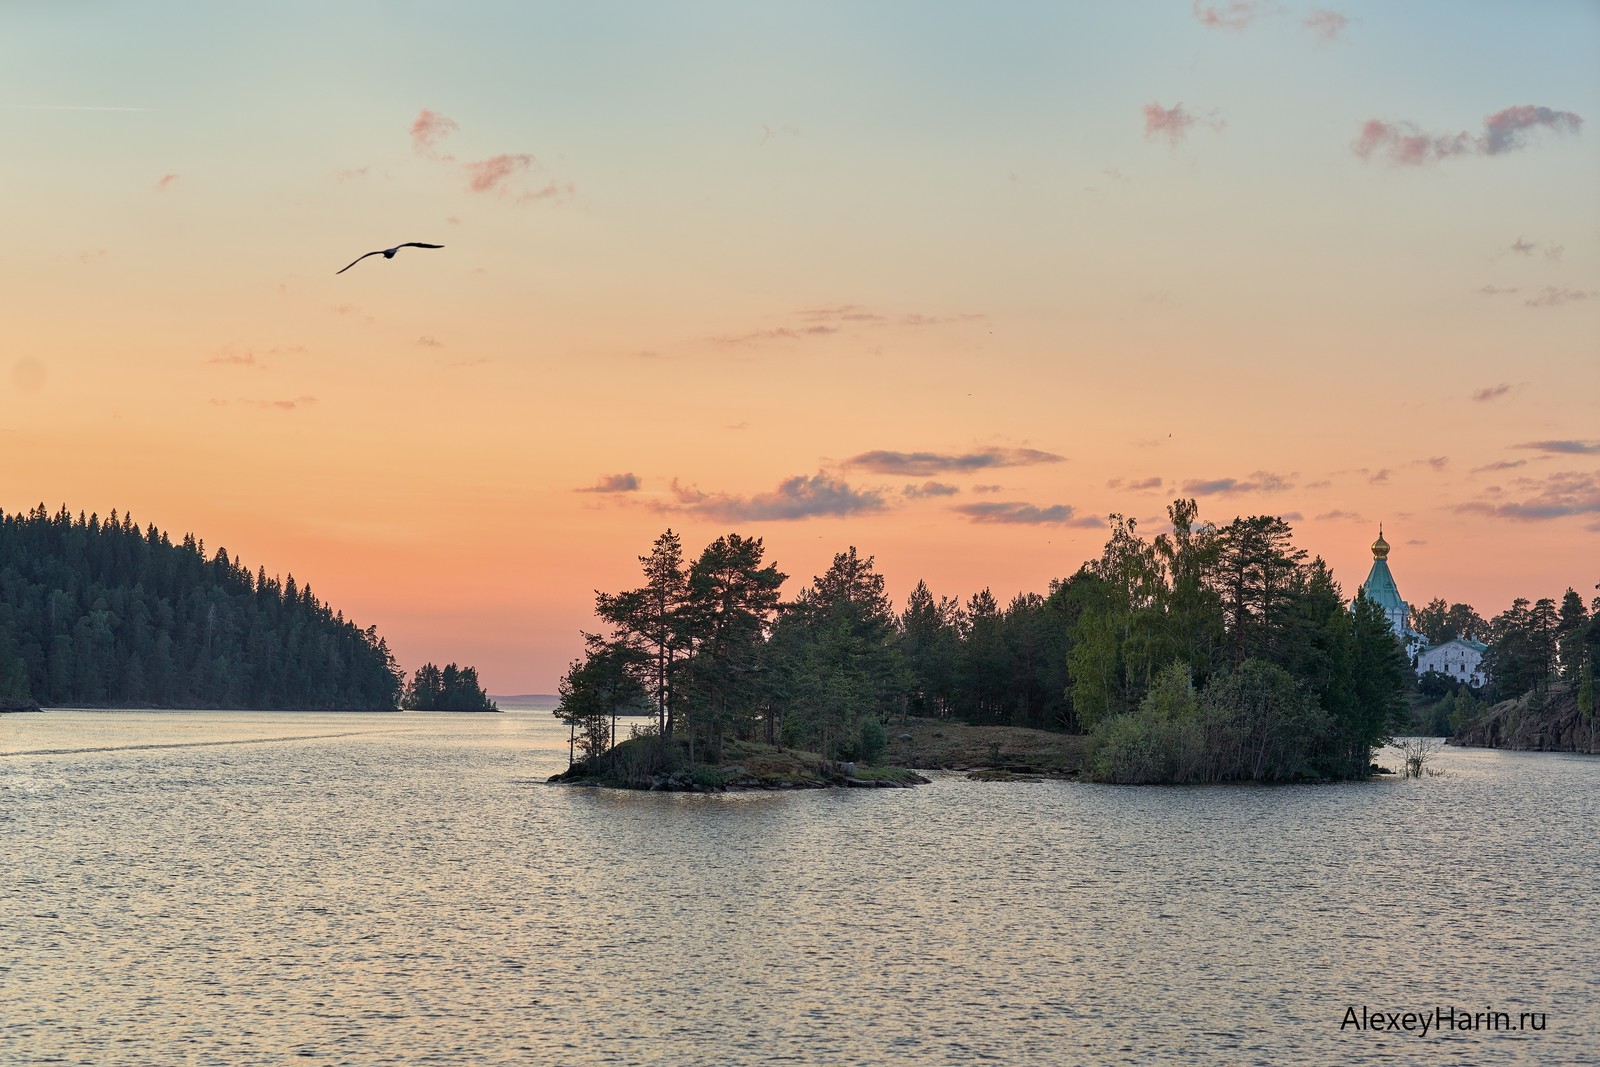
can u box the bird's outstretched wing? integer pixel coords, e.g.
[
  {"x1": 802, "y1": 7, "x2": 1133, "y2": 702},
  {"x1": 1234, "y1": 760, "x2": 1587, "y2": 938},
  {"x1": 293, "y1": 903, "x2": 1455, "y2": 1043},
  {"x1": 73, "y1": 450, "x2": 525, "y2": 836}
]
[
  {"x1": 397, "y1": 243, "x2": 444, "y2": 250},
  {"x1": 336, "y1": 250, "x2": 383, "y2": 274}
]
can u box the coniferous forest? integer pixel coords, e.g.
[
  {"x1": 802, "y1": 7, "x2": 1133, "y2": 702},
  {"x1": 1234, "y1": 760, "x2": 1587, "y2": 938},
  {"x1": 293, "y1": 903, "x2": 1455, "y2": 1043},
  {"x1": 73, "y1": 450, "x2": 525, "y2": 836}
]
[
  {"x1": 559, "y1": 499, "x2": 1597, "y2": 784},
  {"x1": 0, "y1": 505, "x2": 404, "y2": 710}
]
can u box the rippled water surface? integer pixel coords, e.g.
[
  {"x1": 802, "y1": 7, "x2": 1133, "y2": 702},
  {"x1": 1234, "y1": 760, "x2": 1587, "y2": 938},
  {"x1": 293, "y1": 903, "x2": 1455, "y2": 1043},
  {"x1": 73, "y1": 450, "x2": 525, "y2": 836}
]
[{"x1": 3, "y1": 708, "x2": 1597, "y2": 1066}]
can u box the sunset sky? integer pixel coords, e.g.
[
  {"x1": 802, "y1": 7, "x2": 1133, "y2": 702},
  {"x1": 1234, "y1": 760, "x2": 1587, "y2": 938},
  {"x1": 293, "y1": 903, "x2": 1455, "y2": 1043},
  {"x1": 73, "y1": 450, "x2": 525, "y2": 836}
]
[{"x1": 5, "y1": 2, "x2": 1597, "y2": 693}]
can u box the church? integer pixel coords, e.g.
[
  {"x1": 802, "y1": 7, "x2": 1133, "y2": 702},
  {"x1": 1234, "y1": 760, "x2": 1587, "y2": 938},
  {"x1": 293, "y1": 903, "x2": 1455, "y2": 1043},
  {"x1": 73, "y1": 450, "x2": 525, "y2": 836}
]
[{"x1": 1357, "y1": 527, "x2": 1486, "y2": 686}]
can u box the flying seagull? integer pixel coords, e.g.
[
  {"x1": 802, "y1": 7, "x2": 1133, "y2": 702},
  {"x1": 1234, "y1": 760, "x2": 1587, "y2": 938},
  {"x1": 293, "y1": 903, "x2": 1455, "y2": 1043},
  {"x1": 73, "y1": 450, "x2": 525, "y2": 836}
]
[{"x1": 336, "y1": 242, "x2": 444, "y2": 274}]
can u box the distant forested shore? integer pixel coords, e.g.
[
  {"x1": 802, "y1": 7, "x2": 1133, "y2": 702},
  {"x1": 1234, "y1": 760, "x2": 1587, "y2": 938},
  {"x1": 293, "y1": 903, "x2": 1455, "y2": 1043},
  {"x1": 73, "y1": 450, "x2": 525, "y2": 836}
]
[{"x1": 0, "y1": 505, "x2": 490, "y2": 713}]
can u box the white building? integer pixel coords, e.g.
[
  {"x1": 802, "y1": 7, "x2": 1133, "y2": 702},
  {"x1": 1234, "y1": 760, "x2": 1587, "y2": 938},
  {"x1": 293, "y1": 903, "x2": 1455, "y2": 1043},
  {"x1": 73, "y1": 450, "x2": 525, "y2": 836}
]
[{"x1": 1416, "y1": 637, "x2": 1488, "y2": 688}]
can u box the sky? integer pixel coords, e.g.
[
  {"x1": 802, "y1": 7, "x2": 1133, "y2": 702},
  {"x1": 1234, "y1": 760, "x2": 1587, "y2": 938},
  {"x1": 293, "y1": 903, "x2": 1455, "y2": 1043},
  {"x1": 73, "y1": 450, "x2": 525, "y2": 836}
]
[{"x1": 4, "y1": 2, "x2": 1597, "y2": 694}]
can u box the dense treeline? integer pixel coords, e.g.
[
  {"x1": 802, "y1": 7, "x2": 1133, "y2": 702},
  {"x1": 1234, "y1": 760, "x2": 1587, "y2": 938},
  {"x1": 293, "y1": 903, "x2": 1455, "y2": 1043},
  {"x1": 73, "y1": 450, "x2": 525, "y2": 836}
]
[
  {"x1": 1411, "y1": 587, "x2": 1598, "y2": 734},
  {"x1": 558, "y1": 500, "x2": 1415, "y2": 782},
  {"x1": 0, "y1": 504, "x2": 403, "y2": 710},
  {"x1": 402, "y1": 662, "x2": 497, "y2": 711}
]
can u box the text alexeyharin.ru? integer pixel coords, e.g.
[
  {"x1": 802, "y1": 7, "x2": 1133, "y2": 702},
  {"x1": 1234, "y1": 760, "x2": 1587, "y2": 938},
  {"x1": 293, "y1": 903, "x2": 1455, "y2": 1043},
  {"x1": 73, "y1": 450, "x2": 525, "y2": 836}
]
[{"x1": 1342, "y1": 1005, "x2": 1547, "y2": 1036}]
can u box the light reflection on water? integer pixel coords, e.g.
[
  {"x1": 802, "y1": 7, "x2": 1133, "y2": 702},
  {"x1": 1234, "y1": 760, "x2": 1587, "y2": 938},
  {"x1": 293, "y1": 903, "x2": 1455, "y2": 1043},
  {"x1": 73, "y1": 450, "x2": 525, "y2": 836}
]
[{"x1": 2, "y1": 709, "x2": 1596, "y2": 1066}]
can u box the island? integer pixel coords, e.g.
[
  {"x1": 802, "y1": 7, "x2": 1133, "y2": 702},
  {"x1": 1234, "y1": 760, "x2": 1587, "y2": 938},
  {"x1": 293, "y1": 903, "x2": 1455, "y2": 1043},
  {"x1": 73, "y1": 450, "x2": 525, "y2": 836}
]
[{"x1": 548, "y1": 717, "x2": 1087, "y2": 791}]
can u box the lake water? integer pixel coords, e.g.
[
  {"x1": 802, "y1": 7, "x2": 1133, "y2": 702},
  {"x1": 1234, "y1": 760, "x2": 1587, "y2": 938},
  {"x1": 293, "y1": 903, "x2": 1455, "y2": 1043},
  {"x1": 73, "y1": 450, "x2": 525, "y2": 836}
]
[{"x1": 3, "y1": 708, "x2": 1597, "y2": 1066}]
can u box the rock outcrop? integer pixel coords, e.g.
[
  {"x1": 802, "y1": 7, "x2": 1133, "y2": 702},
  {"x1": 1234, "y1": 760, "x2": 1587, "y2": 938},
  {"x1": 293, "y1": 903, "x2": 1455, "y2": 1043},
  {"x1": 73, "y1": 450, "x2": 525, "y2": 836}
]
[{"x1": 1452, "y1": 685, "x2": 1598, "y2": 755}]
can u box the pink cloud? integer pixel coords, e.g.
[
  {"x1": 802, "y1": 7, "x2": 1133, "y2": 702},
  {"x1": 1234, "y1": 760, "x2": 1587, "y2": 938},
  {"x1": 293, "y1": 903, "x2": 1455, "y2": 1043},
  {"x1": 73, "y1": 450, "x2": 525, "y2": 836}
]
[
  {"x1": 515, "y1": 180, "x2": 575, "y2": 205},
  {"x1": 1482, "y1": 105, "x2": 1582, "y2": 155},
  {"x1": 1355, "y1": 105, "x2": 1582, "y2": 165},
  {"x1": 1144, "y1": 102, "x2": 1197, "y2": 145},
  {"x1": 1304, "y1": 8, "x2": 1349, "y2": 42},
  {"x1": 1192, "y1": 0, "x2": 1270, "y2": 30},
  {"x1": 154, "y1": 173, "x2": 178, "y2": 191},
  {"x1": 411, "y1": 109, "x2": 459, "y2": 157},
  {"x1": 465, "y1": 153, "x2": 535, "y2": 193},
  {"x1": 1353, "y1": 120, "x2": 1471, "y2": 165}
]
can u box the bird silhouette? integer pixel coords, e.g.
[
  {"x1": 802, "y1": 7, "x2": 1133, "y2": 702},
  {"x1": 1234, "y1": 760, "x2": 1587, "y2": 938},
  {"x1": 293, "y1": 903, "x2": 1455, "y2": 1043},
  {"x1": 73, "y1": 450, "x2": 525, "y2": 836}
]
[{"x1": 336, "y1": 243, "x2": 444, "y2": 275}]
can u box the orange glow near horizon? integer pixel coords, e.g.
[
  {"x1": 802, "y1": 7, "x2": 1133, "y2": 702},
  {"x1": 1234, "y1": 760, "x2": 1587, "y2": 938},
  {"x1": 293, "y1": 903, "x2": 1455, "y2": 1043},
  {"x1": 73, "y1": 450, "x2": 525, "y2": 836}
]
[{"x1": 5, "y1": 5, "x2": 1597, "y2": 691}]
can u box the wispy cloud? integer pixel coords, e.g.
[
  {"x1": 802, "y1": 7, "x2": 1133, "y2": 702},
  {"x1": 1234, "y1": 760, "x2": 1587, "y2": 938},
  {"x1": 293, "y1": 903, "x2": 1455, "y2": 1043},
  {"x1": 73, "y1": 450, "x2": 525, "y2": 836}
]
[
  {"x1": 1192, "y1": 0, "x2": 1272, "y2": 30},
  {"x1": 1478, "y1": 285, "x2": 1520, "y2": 297},
  {"x1": 1106, "y1": 476, "x2": 1162, "y2": 490},
  {"x1": 1471, "y1": 460, "x2": 1526, "y2": 474},
  {"x1": 798, "y1": 304, "x2": 888, "y2": 324},
  {"x1": 904, "y1": 481, "x2": 960, "y2": 499},
  {"x1": 1144, "y1": 102, "x2": 1222, "y2": 145},
  {"x1": 1369, "y1": 469, "x2": 1391, "y2": 484},
  {"x1": 1454, "y1": 471, "x2": 1600, "y2": 522},
  {"x1": 154, "y1": 173, "x2": 178, "y2": 192},
  {"x1": 417, "y1": 336, "x2": 443, "y2": 348},
  {"x1": 1304, "y1": 8, "x2": 1349, "y2": 42},
  {"x1": 1315, "y1": 509, "x2": 1366, "y2": 522},
  {"x1": 1473, "y1": 383, "x2": 1515, "y2": 403},
  {"x1": 1180, "y1": 471, "x2": 1293, "y2": 495},
  {"x1": 1525, "y1": 287, "x2": 1593, "y2": 307},
  {"x1": 335, "y1": 166, "x2": 371, "y2": 182},
  {"x1": 216, "y1": 395, "x2": 318, "y2": 411},
  {"x1": 1355, "y1": 104, "x2": 1582, "y2": 166},
  {"x1": 760, "y1": 123, "x2": 802, "y2": 144},
  {"x1": 954, "y1": 502, "x2": 1103, "y2": 527},
  {"x1": 1516, "y1": 440, "x2": 1600, "y2": 455},
  {"x1": 204, "y1": 349, "x2": 263, "y2": 369},
  {"x1": 711, "y1": 325, "x2": 838, "y2": 346},
  {"x1": 663, "y1": 473, "x2": 888, "y2": 521},
  {"x1": 707, "y1": 305, "x2": 983, "y2": 348},
  {"x1": 849, "y1": 447, "x2": 1065, "y2": 476},
  {"x1": 1508, "y1": 237, "x2": 1537, "y2": 256},
  {"x1": 1483, "y1": 105, "x2": 1583, "y2": 154},
  {"x1": 411, "y1": 108, "x2": 459, "y2": 157},
  {"x1": 577, "y1": 473, "x2": 641, "y2": 494},
  {"x1": 465, "y1": 153, "x2": 534, "y2": 193}
]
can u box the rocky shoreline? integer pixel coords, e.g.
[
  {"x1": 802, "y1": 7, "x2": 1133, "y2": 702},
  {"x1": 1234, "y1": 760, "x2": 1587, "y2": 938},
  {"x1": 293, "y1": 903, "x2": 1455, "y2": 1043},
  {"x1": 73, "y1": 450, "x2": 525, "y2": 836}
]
[{"x1": 1452, "y1": 684, "x2": 1598, "y2": 755}]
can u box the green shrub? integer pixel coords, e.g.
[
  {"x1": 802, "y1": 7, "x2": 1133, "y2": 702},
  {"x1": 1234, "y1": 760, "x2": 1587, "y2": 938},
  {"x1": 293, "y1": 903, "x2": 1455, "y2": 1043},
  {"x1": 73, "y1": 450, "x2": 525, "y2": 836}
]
[{"x1": 856, "y1": 715, "x2": 888, "y2": 765}]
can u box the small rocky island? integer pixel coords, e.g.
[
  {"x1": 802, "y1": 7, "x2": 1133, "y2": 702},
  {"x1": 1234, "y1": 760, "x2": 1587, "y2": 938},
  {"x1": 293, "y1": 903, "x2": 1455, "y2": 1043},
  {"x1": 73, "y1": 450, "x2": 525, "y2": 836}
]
[{"x1": 548, "y1": 717, "x2": 1087, "y2": 792}]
